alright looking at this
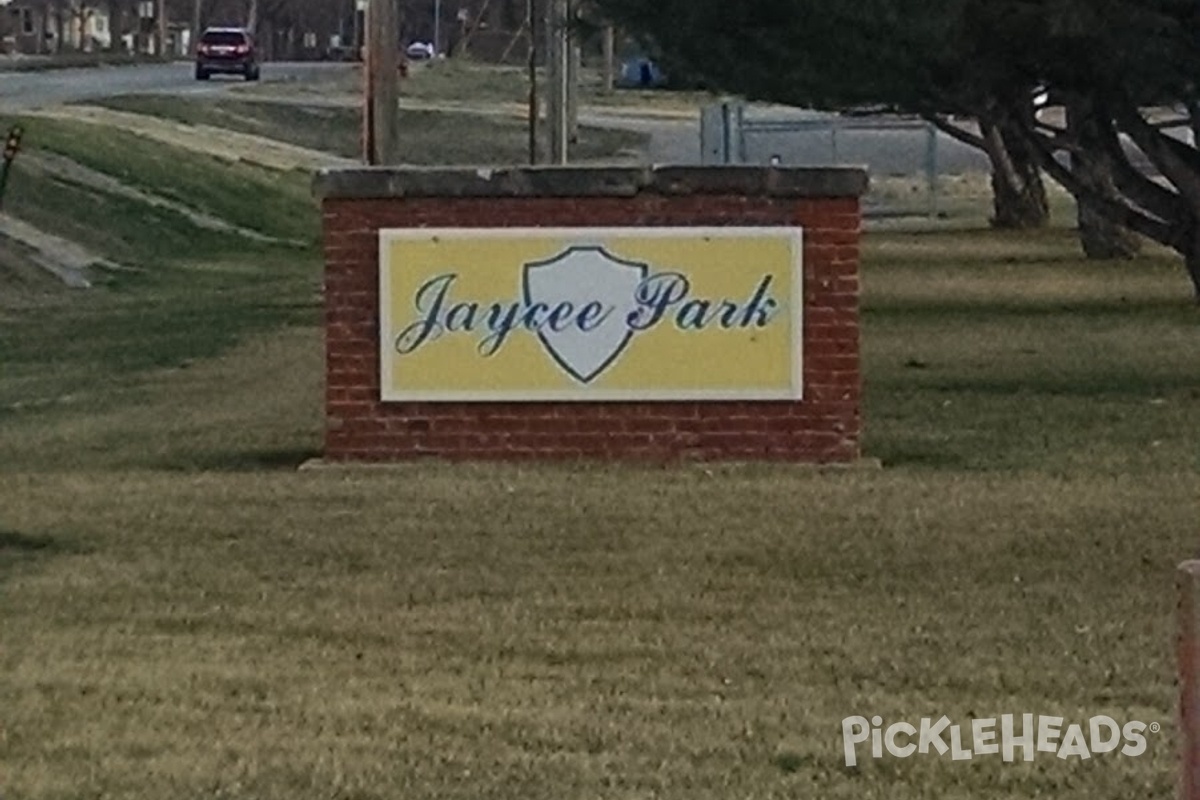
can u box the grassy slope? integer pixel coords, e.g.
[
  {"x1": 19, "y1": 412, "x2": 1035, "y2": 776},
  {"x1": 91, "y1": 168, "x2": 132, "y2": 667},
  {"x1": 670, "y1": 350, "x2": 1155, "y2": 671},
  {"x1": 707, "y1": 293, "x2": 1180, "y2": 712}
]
[
  {"x1": 0, "y1": 116, "x2": 321, "y2": 422},
  {"x1": 11, "y1": 116, "x2": 319, "y2": 245},
  {"x1": 0, "y1": 103, "x2": 1198, "y2": 799}
]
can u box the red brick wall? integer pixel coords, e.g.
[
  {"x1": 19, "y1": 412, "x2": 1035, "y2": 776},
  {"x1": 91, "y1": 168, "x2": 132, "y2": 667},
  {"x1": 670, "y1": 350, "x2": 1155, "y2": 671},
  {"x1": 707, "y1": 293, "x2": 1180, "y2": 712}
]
[{"x1": 321, "y1": 194, "x2": 861, "y2": 462}]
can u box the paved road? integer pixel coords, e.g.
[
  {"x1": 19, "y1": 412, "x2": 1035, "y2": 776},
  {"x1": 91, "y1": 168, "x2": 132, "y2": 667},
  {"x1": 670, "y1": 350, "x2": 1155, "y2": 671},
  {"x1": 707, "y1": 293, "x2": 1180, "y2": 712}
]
[{"x1": 0, "y1": 61, "x2": 349, "y2": 110}]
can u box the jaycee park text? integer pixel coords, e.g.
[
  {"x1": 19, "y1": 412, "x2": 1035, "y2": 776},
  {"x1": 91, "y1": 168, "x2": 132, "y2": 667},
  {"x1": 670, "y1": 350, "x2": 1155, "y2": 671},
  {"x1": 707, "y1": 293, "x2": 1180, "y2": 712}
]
[{"x1": 393, "y1": 270, "x2": 781, "y2": 358}]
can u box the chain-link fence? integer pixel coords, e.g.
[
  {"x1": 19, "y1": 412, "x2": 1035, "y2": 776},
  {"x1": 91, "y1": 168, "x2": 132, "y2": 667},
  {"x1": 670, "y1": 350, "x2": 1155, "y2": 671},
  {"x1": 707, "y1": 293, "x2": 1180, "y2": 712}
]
[{"x1": 701, "y1": 102, "x2": 992, "y2": 219}]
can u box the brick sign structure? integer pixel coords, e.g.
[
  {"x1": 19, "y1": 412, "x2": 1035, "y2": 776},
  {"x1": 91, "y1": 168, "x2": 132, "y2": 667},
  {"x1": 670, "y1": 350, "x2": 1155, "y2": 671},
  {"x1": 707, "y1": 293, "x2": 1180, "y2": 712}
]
[{"x1": 313, "y1": 165, "x2": 867, "y2": 463}]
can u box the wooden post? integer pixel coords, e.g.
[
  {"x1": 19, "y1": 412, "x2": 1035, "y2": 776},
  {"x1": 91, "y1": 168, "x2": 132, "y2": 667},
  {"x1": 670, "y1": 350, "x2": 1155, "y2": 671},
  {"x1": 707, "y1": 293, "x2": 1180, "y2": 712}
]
[
  {"x1": 545, "y1": 0, "x2": 568, "y2": 164},
  {"x1": 362, "y1": 34, "x2": 372, "y2": 159},
  {"x1": 364, "y1": 0, "x2": 401, "y2": 165},
  {"x1": 191, "y1": 0, "x2": 203, "y2": 55},
  {"x1": 157, "y1": 0, "x2": 168, "y2": 57},
  {"x1": 567, "y1": 20, "x2": 579, "y2": 144},
  {"x1": 543, "y1": 0, "x2": 556, "y2": 162},
  {"x1": 1179, "y1": 561, "x2": 1200, "y2": 800},
  {"x1": 0, "y1": 125, "x2": 25, "y2": 211},
  {"x1": 526, "y1": 0, "x2": 539, "y2": 164},
  {"x1": 434, "y1": 0, "x2": 441, "y2": 56}
]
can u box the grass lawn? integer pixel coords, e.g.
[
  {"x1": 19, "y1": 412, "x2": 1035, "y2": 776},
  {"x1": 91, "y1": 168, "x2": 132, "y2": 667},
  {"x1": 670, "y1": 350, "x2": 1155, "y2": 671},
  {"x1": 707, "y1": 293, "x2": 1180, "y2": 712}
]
[
  {"x1": 90, "y1": 93, "x2": 649, "y2": 165},
  {"x1": 400, "y1": 60, "x2": 720, "y2": 112},
  {"x1": 1, "y1": 110, "x2": 1199, "y2": 798},
  {"x1": 234, "y1": 58, "x2": 719, "y2": 113}
]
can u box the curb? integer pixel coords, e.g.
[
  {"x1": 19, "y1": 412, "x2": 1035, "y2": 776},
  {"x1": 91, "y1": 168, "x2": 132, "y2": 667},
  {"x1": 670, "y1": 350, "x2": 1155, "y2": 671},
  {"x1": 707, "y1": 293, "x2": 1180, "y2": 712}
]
[{"x1": 298, "y1": 457, "x2": 884, "y2": 472}]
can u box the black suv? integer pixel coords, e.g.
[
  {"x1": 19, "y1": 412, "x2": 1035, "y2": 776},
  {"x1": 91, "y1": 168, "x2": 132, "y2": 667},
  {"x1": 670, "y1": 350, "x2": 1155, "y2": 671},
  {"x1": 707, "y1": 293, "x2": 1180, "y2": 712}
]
[{"x1": 195, "y1": 27, "x2": 259, "y2": 81}]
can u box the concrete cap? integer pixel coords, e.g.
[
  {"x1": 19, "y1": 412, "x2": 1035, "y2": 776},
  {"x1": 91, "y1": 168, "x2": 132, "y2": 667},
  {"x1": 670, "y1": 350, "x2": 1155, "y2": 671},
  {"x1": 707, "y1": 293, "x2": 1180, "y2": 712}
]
[{"x1": 313, "y1": 165, "x2": 869, "y2": 200}]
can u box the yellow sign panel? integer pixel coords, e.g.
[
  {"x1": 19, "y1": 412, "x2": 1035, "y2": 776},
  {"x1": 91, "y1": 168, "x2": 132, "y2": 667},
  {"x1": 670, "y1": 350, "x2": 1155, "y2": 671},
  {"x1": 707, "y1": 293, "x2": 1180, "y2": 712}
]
[{"x1": 379, "y1": 227, "x2": 803, "y2": 401}]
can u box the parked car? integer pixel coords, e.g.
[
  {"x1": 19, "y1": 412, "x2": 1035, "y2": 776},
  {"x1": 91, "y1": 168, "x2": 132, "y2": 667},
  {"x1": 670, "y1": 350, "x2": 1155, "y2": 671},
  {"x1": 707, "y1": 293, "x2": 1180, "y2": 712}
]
[
  {"x1": 406, "y1": 41, "x2": 435, "y2": 60},
  {"x1": 195, "y1": 27, "x2": 259, "y2": 82}
]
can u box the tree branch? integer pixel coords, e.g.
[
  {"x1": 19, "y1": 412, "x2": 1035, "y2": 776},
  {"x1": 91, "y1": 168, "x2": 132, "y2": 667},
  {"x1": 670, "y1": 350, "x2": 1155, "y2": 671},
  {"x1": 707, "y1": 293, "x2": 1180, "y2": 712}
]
[
  {"x1": 923, "y1": 114, "x2": 985, "y2": 150},
  {"x1": 1092, "y1": 112, "x2": 1186, "y2": 226},
  {"x1": 1024, "y1": 125, "x2": 1178, "y2": 247},
  {"x1": 1114, "y1": 105, "x2": 1200, "y2": 210}
]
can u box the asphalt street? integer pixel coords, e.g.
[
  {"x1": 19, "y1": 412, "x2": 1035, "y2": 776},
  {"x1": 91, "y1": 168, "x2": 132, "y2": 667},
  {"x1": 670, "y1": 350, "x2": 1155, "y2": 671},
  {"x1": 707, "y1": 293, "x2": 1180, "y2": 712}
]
[{"x1": 0, "y1": 61, "x2": 346, "y2": 110}]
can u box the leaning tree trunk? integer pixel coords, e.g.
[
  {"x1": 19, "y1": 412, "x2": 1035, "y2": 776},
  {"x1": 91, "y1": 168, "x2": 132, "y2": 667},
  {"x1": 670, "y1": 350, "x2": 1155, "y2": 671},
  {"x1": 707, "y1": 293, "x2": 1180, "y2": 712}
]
[
  {"x1": 1191, "y1": 101, "x2": 1200, "y2": 154},
  {"x1": 1065, "y1": 95, "x2": 1141, "y2": 260},
  {"x1": 980, "y1": 114, "x2": 1049, "y2": 229},
  {"x1": 1017, "y1": 86, "x2": 1200, "y2": 302},
  {"x1": 1186, "y1": 226, "x2": 1200, "y2": 301}
]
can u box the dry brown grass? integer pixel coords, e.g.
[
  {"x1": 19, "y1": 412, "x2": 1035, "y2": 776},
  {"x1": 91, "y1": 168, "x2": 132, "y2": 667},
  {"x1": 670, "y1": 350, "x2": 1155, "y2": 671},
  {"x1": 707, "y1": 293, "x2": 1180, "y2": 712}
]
[
  {"x1": 2, "y1": 220, "x2": 1198, "y2": 798},
  {"x1": 868, "y1": 172, "x2": 1078, "y2": 224},
  {"x1": 3, "y1": 458, "x2": 1192, "y2": 799}
]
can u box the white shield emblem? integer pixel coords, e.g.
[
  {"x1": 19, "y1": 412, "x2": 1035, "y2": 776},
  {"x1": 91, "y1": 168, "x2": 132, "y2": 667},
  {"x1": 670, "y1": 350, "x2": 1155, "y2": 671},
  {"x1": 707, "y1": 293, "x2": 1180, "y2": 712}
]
[{"x1": 522, "y1": 246, "x2": 647, "y2": 384}]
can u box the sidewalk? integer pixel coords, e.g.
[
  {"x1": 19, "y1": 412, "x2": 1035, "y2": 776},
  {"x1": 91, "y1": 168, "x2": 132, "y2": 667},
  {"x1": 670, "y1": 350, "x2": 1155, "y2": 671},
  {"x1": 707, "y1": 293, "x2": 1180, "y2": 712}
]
[{"x1": 225, "y1": 81, "x2": 703, "y2": 122}]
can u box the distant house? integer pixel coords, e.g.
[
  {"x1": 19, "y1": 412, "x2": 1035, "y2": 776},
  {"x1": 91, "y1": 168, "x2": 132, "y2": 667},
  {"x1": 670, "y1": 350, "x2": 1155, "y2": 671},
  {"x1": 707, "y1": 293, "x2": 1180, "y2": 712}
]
[{"x1": 2, "y1": 1, "x2": 114, "y2": 55}]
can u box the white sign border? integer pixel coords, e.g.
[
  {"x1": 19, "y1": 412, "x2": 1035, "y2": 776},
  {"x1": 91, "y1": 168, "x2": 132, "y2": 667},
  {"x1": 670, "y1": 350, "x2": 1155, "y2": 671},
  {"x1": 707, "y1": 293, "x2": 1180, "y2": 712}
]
[{"x1": 378, "y1": 226, "x2": 804, "y2": 403}]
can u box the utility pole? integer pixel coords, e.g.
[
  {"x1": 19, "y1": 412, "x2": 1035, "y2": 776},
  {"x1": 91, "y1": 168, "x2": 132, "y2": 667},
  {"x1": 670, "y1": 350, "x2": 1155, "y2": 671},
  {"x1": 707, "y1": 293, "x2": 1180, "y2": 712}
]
[
  {"x1": 157, "y1": 0, "x2": 168, "y2": 57},
  {"x1": 364, "y1": 0, "x2": 401, "y2": 165},
  {"x1": 434, "y1": 0, "x2": 441, "y2": 56},
  {"x1": 545, "y1": 0, "x2": 569, "y2": 164},
  {"x1": 352, "y1": 0, "x2": 364, "y2": 53},
  {"x1": 601, "y1": 24, "x2": 615, "y2": 94},
  {"x1": 527, "y1": 0, "x2": 539, "y2": 164},
  {"x1": 567, "y1": 30, "x2": 579, "y2": 144},
  {"x1": 191, "y1": 0, "x2": 202, "y2": 55}
]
